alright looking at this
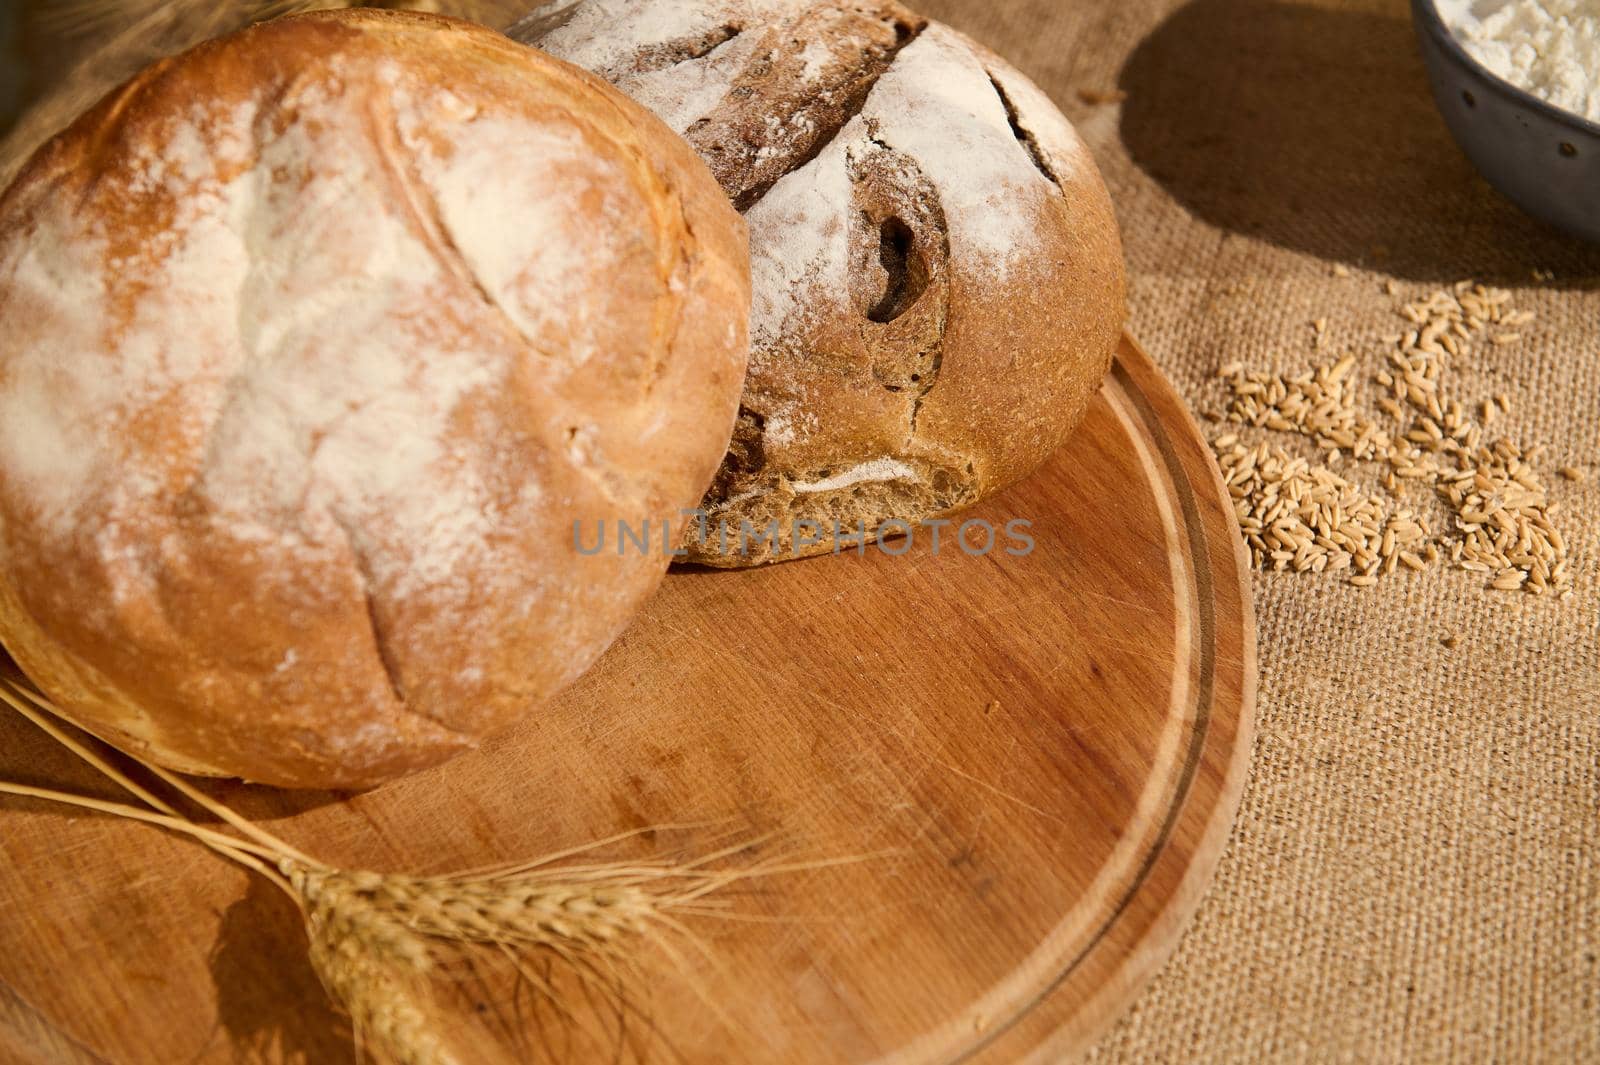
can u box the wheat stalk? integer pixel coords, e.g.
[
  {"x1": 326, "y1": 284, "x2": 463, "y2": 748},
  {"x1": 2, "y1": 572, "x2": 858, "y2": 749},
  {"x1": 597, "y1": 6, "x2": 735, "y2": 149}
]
[{"x1": 0, "y1": 672, "x2": 760, "y2": 1065}]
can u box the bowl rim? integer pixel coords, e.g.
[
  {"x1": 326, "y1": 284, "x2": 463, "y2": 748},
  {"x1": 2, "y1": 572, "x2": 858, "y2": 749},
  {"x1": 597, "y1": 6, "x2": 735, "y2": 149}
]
[{"x1": 1411, "y1": 0, "x2": 1600, "y2": 140}]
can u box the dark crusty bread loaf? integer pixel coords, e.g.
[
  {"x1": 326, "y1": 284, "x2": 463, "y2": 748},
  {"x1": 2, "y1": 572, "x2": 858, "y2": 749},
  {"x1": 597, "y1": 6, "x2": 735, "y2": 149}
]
[
  {"x1": 513, "y1": 0, "x2": 1126, "y2": 565},
  {"x1": 0, "y1": 9, "x2": 749, "y2": 788}
]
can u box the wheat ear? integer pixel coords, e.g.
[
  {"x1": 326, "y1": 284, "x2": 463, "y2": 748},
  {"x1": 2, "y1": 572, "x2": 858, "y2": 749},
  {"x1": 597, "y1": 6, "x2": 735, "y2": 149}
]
[{"x1": 0, "y1": 674, "x2": 762, "y2": 1064}]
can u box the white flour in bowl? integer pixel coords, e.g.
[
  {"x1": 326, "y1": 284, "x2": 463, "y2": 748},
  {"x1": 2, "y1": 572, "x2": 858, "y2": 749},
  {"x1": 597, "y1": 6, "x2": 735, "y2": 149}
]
[{"x1": 1436, "y1": 0, "x2": 1600, "y2": 123}]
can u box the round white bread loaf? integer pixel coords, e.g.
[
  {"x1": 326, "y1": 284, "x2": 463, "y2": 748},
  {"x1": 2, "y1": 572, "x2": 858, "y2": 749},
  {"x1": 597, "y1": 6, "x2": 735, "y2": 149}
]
[
  {"x1": 513, "y1": 0, "x2": 1126, "y2": 566},
  {"x1": 0, "y1": 10, "x2": 750, "y2": 788}
]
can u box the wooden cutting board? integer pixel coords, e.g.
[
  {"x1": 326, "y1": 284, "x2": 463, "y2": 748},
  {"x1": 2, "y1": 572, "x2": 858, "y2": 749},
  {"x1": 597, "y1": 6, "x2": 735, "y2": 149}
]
[{"x1": 0, "y1": 334, "x2": 1254, "y2": 1065}]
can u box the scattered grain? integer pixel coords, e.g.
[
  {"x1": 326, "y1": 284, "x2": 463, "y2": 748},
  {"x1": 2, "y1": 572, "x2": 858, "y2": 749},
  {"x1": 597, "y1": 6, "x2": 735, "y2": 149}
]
[{"x1": 1213, "y1": 281, "x2": 1568, "y2": 596}]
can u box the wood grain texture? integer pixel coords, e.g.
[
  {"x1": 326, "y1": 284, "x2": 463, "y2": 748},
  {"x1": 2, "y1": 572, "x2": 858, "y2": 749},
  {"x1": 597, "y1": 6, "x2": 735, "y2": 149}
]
[{"x1": 0, "y1": 335, "x2": 1253, "y2": 1064}]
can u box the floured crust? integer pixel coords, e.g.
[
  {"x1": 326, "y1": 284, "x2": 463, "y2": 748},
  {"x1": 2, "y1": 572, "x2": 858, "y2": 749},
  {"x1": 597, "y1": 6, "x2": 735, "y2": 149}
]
[
  {"x1": 514, "y1": 1, "x2": 1125, "y2": 566},
  {"x1": 0, "y1": 10, "x2": 750, "y2": 788}
]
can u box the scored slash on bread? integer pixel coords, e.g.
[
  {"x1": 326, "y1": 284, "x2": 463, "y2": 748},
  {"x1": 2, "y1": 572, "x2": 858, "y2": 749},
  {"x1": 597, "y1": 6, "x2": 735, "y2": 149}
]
[{"x1": 514, "y1": 0, "x2": 1127, "y2": 566}]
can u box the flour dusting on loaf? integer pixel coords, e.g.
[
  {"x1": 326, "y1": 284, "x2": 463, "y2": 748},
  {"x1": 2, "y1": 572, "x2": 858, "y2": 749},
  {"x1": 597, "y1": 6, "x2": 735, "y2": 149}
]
[
  {"x1": 518, "y1": 0, "x2": 1125, "y2": 567},
  {"x1": 746, "y1": 23, "x2": 1078, "y2": 352},
  {"x1": 0, "y1": 10, "x2": 751, "y2": 787},
  {"x1": 859, "y1": 24, "x2": 1073, "y2": 269},
  {"x1": 743, "y1": 122, "x2": 853, "y2": 362}
]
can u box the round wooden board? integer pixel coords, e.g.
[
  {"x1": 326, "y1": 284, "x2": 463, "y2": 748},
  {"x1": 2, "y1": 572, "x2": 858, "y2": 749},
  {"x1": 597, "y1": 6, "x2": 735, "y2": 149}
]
[{"x1": 0, "y1": 334, "x2": 1254, "y2": 1065}]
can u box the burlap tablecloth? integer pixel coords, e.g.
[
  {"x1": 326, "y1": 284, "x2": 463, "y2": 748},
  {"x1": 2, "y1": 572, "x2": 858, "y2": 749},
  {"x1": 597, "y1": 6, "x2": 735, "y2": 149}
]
[
  {"x1": 2, "y1": 0, "x2": 1596, "y2": 1061},
  {"x1": 911, "y1": 0, "x2": 1599, "y2": 1060}
]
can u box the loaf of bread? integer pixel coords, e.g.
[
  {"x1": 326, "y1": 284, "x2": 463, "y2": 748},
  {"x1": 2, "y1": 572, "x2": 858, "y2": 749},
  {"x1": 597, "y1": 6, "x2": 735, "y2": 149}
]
[
  {"x1": 0, "y1": 10, "x2": 749, "y2": 788},
  {"x1": 513, "y1": 0, "x2": 1126, "y2": 565}
]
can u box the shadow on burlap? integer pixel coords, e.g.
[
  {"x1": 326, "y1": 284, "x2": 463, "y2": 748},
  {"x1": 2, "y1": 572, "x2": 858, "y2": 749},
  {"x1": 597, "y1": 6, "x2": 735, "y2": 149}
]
[{"x1": 1, "y1": 0, "x2": 1594, "y2": 1061}]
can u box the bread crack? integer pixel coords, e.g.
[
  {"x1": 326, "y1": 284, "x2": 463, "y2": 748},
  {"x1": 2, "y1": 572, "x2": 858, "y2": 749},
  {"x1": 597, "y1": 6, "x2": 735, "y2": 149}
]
[
  {"x1": 987, "y1": 70, "x2": 1061, "y2": 190},
  {"x1": 326, "y1": 511, "x2": 408, "y2": 707},
  {"x1": 720, "y1": 9, "x2": 927, "y2": 211},
  {"x1": 846, "y1": 127, "x2": 950, "y2": 434},
  {"x1": 364, "y1": 96, "x2": 560, "y2": 361},
  {"x1": 635, "y1": 23, "x2": 745, "y2": 74}
]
